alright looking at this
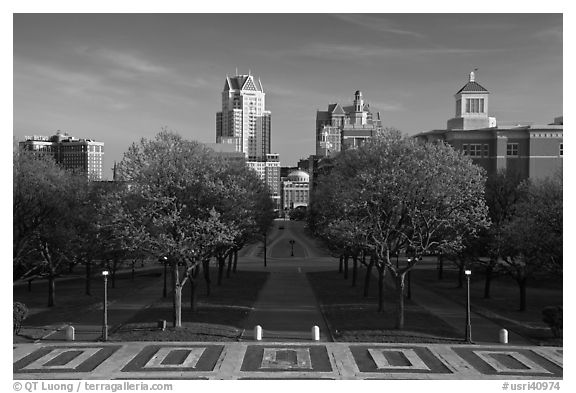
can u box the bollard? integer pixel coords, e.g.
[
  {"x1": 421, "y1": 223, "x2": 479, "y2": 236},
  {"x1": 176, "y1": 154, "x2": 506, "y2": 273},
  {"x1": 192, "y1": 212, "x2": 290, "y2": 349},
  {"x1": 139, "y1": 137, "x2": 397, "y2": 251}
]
[
  {"x1": 254, "y1": 325, "x2": 262, "y2": 341},
  {"x1": 312, "y1": 325, "x2": 320, "y2": 341},
  {"x1": 158, "y1": 320, "x2": 167, "y2": 331},
  {"x1": 499, "y1": 328, "x2": 508, "y2": 344},
  {"x1": 64, "y1": 325, "x2": 75, "y2": 341}
]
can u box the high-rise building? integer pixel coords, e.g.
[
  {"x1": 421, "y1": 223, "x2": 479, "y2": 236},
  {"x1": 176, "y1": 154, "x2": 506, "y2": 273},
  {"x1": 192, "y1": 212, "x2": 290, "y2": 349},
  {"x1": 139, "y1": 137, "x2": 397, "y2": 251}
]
[
  {"x1": 315, "y1": 90, "x2": 383, "y2": 157},
  {"x1": 216, "y1": 72, "x2": 271, "y2": 160},
  {"x1": 414, "y1": 71, "x2": 563, "y2": 180},
  {"x1": 19, "y1": 131, "x2": 105, "y2": 180},
  {"x1": 216, "y1": 72, "x2": 280, "y2": 211}
]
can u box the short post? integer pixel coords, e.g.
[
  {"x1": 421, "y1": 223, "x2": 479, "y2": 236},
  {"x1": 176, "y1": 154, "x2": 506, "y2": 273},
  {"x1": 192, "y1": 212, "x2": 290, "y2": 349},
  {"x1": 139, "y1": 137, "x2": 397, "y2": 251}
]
[
  {"x1": 158, "y1": 319, "x2": 167, "y2": 331},
  {"x1": 64, "y1": 325, "x2": 75, "y2": 341},
  {"x1": 499, "y1": 329, "x2": 508, "y2": 344},
  {"x1": 254, "y1": 325, "x2": 262, "y2": 341},
  {"x1": 311, "y1": 326, "x2": 320, "y2": 341}
]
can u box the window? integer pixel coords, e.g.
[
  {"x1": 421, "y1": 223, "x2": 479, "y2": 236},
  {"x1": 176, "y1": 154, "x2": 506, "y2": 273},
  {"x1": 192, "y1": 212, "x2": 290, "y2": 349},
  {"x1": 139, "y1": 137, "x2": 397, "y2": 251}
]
[
  {"x1": 483, "y1": 144, "x2": 489, "y2": 157},
  {"x1": 469, "y1": 144, "x2": 482, "y2": 157},
  {"x1": 507, "y1": 143, "x2": 519, "y2": 157},
  {"x1": 465, "y1": 98, "x2": 485, "y2": 113},
  {"x1": 462, "y1": 144, "x2": 469, "y2": 155},
  {"x1": 560, "y1": 143, "x2": 563, "y2": 156}
]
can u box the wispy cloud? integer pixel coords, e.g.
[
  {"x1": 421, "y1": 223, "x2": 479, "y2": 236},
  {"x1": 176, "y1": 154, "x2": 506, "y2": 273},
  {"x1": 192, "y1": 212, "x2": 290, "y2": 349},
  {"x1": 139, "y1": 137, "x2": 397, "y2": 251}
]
[
  {"x1": 294, "y1": 43, "x2": 505, "y2": 61},
  {"x1": 76, "y1": 47, "x2": 169, "y2": 74},
  {"x1": 532, "y1": 26, "x2": 562, "y2": 42},
  {"x1": 330, "y1": 14, "x2": 425, "y2": 39}
]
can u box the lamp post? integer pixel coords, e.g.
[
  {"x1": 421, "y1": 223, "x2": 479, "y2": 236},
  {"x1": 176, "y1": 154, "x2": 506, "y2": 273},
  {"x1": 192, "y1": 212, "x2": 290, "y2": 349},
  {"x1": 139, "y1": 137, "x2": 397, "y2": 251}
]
[
  {"x1": 289, "y1": 240, "x2": 295, "y2": 257},
  {"x1": 102, "y1": 270, "x2": 109, "y2": 342},
  {"x1": 465, "y1": 269, "x2": 472, "y2": 343},
  {"x1": 162, "y1": 256, "x2": 168, "y2": 298}
]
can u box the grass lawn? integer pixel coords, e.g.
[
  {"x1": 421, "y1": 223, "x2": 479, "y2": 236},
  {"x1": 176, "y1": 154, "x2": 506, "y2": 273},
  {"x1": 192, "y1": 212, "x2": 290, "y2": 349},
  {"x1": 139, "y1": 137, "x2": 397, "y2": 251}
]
[
  {"x1": 110, "y1": 269, "x2": 270, "y2": 342},
  {"x1": 411, "y1": 266, "x2": 562, "y2": 346},
  {"x1": 307, "y1": 270, "x2": 463, "y2": 343}
]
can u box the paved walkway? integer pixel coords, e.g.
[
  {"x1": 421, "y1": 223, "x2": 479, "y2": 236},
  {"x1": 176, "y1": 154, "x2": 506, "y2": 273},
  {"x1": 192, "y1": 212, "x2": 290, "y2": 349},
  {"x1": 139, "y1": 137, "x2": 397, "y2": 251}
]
[
  {"x1": 240, "y1": 222, "x2": 332, "y2": 341},
  {"x1": 13, "y1": 341, "x2": 563, "y2": 380}
]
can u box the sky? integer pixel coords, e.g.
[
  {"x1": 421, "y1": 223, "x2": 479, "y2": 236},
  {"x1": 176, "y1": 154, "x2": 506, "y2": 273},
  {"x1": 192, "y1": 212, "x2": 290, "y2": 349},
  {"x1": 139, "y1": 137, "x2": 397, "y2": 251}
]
[{"x1": 13, "y1": 13, "x2": 563, "y2": 179}]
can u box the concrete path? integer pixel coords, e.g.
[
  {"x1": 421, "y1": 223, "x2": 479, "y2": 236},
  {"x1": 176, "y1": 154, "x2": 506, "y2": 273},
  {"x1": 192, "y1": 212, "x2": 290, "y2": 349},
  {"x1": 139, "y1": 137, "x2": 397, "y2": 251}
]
[
  {"x1": 13, "y1": 341, "x2": 563, "y2": 380},
  {"x1": 240, "y1": 221, "x2": 333, "y2": 341}
]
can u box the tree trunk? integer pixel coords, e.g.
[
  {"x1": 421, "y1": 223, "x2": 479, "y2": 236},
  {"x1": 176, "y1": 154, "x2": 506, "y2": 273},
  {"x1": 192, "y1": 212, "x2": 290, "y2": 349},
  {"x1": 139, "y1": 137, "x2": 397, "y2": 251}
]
[
  {"x1": 226, "y1": 253, "x2": 233, "y2": 278},
  {"x1": 457, "y1": 263, "x2": 464, "y2": 288},
  {"x1": 338, "y1": 255, "x2": 343, "y2": 273},
  {"x1": 233, "y1": 251, "x2": 238, "y2": 273},
  {"x1": 519, "y1": 278, "x2": 527, "y2": 312},
  {"x1": 217, "y1": 256, "x2": 225, "y2": 286},
  {"x1": 264, "y1": 232, "x2": 267, "y2": 267},
  {"x1": 437, "y1": 255, "x2": 444, "y2": 281},
  {"x1": 363, "y1": 257, "x2": 374, "y2": 297},
  {"x1": 352, "y1": 255, "x2": 358, "y2": 287},
  {"x1": 377, "y1": 265, "x2": 385, "y2": 312},
  {"x1": 344, "y1": 255, "x2": 349, "y2": 280},
  {"x1": 396, "y1": 274, "x2": 406, "y2": 329},
  {"x1": 484, "y1": 263, "x2": 494, "y2": 299},
  {"x1": 189, "y1": 273, "x2": 197, "y2": 312},
  {"x1": 172, "y1": 260, "x2": 182, "y2": 327},
  {"x1": 85, "y1": 259, "x2": 92, "y2": 296},
  {"x1": 174, "y1": 285, "x2": 182, "y2": 328},
  {"x1": 48, "y1": 271, "x2": 55, "y2": 307},
  {"x1": 203, "y1": 260, "x2": 211, "y2": 296},
  {"x1": 111, "y1": 258, "x2": 118, "y2": 289}
]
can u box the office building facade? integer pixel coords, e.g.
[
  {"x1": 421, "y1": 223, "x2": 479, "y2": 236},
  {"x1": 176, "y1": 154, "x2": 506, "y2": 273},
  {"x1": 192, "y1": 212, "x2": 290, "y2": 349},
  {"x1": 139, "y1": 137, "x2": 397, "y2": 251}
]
[
  {"x1": 19, "y1": 131, "x2": 105, "y2": 180},
  {"x1": 415, "y1": 71, "x2": 562, "y2": 180}
]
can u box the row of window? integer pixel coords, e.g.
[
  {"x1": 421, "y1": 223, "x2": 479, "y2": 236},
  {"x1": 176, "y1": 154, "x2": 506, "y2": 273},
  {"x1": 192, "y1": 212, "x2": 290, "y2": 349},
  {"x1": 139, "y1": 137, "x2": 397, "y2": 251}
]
[{"x1": 463, "y1": 143, "x2": 563, "y2": 157}]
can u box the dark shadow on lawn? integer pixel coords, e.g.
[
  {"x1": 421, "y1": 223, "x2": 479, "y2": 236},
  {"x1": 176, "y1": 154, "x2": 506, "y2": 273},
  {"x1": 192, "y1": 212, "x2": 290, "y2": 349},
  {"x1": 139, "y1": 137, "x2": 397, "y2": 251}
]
[{"x1": 307, "y1": 270, "x2": 462, "y2": 343}]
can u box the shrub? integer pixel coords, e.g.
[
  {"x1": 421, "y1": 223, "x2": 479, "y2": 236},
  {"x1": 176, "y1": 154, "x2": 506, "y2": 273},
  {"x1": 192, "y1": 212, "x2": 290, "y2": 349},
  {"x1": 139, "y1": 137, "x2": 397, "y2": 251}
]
[
  {"x1": 13, "y1": 302, "x2": 29, "y2": 335},
  {"x1": 542, "y1": 305, "x2": 563, "y2": 338}
]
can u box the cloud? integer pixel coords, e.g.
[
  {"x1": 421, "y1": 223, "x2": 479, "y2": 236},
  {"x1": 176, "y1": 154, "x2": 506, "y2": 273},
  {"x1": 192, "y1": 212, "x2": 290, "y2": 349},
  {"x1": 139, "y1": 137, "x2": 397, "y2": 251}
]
[
  {"x1": 533, "y1": 26, "x2": 562, "y2": 42},
  {"x1": 76, "y1": 47, "x2": 169, "y2": 74},
  {"x1": 330, "y1": 14, "x2": 425, "y2": 39},
  {"x1": 294, "y1": 43, "x2": 505, "y2": 61}
]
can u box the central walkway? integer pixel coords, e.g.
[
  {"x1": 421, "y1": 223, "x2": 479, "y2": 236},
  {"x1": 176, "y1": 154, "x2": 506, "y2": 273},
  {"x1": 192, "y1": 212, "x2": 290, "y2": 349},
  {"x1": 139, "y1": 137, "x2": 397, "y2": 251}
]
[{"x1": 240, "y1": 220, "x2": 334, "y2": 341}]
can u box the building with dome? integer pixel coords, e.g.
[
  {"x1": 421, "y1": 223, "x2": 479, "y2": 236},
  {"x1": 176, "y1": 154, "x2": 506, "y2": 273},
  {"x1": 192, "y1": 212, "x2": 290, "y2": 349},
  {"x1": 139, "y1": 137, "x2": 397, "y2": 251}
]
[
  {"x1": 281, "y1": 169, "x2": 310, "y2": 210},
  {"x1": 414, "y1": 71, "x2": 562, "y2": 180},
  {"x1": 315, "y1": 90, "x2": 383, "y2": 157}
]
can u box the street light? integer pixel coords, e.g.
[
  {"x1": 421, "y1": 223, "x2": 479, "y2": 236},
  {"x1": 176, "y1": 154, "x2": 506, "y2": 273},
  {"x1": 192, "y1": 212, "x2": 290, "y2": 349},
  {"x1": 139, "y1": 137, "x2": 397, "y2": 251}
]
[
  {"x1": 289, "y1": 240, "x2": 296, "y2": 257},
  {"x1": 162, "y1": 256, "x2": 168, "y2": 298},
  {"x1": 464, "y1": 269, "x2": 472, "y2": 343},
  {"x1": 102, "y1": 270, "x2": 109, "y2": 342}
]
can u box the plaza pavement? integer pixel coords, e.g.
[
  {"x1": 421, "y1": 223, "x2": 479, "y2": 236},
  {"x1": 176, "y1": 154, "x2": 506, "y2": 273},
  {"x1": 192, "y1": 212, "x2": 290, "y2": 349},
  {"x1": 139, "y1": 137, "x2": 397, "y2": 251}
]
[{"x1": 13, "y1": 220, "x2": 562, "y2": 379}]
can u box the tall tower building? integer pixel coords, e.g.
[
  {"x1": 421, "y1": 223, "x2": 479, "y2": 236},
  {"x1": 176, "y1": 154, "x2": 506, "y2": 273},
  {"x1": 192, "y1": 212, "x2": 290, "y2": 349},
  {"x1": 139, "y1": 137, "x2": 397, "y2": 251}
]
[
  {"x1": 216, "y1": 72, "x2": 280, "y2": 212},
  {"x1": 216, "y1": 72, "x2": 271, "y2": 160}
]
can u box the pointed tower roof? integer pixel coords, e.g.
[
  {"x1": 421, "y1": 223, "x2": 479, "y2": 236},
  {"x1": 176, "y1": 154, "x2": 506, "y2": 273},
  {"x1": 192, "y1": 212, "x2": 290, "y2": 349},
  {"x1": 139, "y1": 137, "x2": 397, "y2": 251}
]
[
  {"x1": 456, "y1": 71, "x2": 489, "y2": 94},
  {"x1": 328, "y1": 103, "x2": 345, "y2": 115}
]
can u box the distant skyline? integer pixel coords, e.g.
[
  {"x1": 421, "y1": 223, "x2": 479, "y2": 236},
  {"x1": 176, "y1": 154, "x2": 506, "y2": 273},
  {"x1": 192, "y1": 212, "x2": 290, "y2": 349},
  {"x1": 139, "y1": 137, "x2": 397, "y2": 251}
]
[{"x1": 13, "y1": 13, "x2": 562, "y2": 179}]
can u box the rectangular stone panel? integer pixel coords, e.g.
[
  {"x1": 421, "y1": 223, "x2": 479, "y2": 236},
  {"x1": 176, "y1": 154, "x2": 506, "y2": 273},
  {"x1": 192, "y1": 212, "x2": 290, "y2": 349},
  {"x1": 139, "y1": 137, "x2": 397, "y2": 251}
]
[
  {"x1": 14, "y1": 346, "x2": 120, "y2": 374},
  {"x1": 452, "y1": 347, "x2": 563, "y2": 377},
  {"x1": 350, "y1": 346, "x2": 451, "y2": 374},
  {"x1": 121, "y1": 345, "x2": 223, "y2": 373},
  {"x1": 241, "y1": 345, "x2": 332, "y2": 372}
]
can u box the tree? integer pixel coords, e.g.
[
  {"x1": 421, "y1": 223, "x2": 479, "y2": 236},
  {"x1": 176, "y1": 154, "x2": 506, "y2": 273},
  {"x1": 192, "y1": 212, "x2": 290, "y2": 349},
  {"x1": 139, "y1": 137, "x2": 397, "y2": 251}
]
[
  {"x1": 499, "y1": 174, "x2": 562, "y2": 311},
  {"x1": 115, "y1": 130, "x2": 274, "y2": 326},
  {"x1": 13, "y1": 149, "x2": 89, "y2": 306},
  {"x1": 313, "y1": 133, "x2": 490, "y2": 329}
]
